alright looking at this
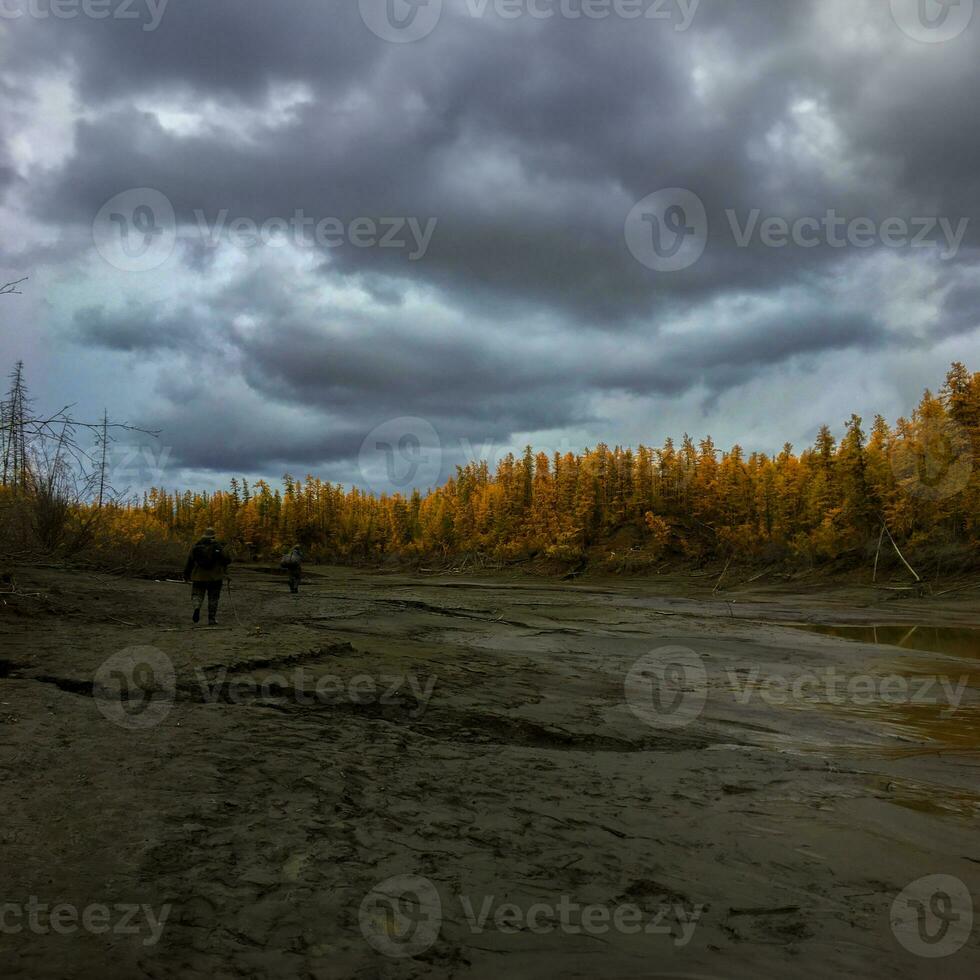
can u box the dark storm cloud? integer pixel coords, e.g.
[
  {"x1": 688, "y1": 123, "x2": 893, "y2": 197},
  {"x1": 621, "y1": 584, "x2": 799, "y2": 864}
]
[
  {"x1": 933, "y1": 277, "x2": 980, "y2": 341},
  {"x1": 70, "y1": 276, "x2": 884, "y2": 476},
  {"x1": 147, "y1": 399, "x2": 368, "y2": 473},
  {"x1": 3, "y1": 0, "x2": 980, "y2": 485},
  {"x1": 4, "y1": 0, "x2": 377, "y2": 99},
  {"x1": 24, "y1": 0, "x2": 980, "y2": 313},
  {"x1": 73, "y1": 304, "x2": 200, "y2": 351}
]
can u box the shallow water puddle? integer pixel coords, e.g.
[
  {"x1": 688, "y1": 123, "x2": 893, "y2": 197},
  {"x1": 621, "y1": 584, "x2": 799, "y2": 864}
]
[
  {"x1": 851, "y1": 698, "x2": 980, "y2": 752},
  {"x1": 870, "y1": 775, "x2": 980, "y2": 819},
  {"x1": 785, "y1": 623, "x2": 980, "y2": 658}
]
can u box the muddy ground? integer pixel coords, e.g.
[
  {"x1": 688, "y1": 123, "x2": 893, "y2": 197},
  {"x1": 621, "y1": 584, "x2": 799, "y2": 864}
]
[{"x1": 1, "y1": 564, "x2": 978, "y2": 979}]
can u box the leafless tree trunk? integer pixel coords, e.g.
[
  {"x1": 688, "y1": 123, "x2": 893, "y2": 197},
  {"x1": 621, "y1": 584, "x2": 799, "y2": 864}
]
[
  {"x1": 2, "y1": 361, "x2": 30, "y2": 493},
  {"x1": 97, "y1": 409, "x2": 109, "y2": 508}
]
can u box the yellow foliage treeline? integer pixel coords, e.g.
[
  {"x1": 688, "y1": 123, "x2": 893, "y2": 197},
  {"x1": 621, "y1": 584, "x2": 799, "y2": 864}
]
[{"x1": 59, "y1": 364, "x2": 980, "y2": 569}]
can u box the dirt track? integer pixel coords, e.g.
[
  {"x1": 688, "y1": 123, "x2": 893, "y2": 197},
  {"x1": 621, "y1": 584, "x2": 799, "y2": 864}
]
[{"x1": 1, "y1": 565, "x2": 978, "y2": 978}]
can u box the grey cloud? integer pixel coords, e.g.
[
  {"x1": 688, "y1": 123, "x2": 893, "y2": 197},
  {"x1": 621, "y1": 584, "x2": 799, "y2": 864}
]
[
  {"x1": 73, "y1": 304, "x2": 201, "y2": 351},
  {"x1": 5, "y1": 0, "x2": 980, "y2": 487}
]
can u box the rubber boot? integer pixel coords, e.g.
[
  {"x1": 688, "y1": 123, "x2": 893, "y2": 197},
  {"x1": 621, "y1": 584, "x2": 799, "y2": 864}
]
[{"x1": 193, "y1": 607, "x2": 200, "y2": 623}]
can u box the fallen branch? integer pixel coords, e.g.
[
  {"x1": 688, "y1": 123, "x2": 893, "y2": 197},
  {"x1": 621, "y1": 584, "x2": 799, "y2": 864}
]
[
  {"x1": 872, "y1": 524, "x2": 885, "y2": 583},
  {"x1": 713, "y1": 557, "x2": 732, "y2": 594},
  {"x1": 742, "y1": 565, "x2": 772, "y2": 586},
  {"x1": 0, "y1": 585, "x2": 47, "y2": 600},
  {"x1": 880, "y1": 521, "x2": 921, "y2": 583},
  {"x1": 934, "y1": 581, "x2": 980, "y2": 598}
]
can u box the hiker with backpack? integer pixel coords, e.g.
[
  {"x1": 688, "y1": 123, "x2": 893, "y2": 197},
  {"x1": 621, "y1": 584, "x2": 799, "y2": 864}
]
[
  {"x1": 280, "y1": 544, "x2": 303, "y2": 594},
  {"x1": 183, "y1": 527, "x2": 232, "y2": 625}
]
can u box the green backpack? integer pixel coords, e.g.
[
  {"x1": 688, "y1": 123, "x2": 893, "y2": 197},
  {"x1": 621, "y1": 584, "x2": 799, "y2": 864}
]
[{"x1": 193, "y1": 539, "x2": 225, "y2": 570}]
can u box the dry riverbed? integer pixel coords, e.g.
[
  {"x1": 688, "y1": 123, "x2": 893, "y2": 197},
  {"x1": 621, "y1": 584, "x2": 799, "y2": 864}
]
[{"x1": 1, "y1": 564, "x2": 978, "y2": 979}]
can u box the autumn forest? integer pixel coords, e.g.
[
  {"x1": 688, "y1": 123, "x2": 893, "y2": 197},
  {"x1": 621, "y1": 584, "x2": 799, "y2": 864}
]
[{"x1": 2, "y1": 362, "x2": 976, "y2": 577}]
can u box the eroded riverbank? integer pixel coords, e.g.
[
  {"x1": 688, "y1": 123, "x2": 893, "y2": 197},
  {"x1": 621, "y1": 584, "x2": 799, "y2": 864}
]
[{"x1": 1, "y1": 565, "x2": 978, "y2": 978}]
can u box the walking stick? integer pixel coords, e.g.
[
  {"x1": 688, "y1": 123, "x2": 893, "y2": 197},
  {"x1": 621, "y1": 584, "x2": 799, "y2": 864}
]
[{"x1": 224, "y1": 577, "x2": 245, "y2": 627}]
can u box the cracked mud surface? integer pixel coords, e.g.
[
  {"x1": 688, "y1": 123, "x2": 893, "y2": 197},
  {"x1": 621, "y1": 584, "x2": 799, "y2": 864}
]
[{"x1": 1, "y1": 565, "x2": 978, "y2": 978}]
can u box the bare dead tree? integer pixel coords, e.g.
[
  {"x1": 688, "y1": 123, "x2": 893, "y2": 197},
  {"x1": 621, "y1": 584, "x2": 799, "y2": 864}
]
[
  {"x1": 0, "y1": 362, "x2": 160, "y2": 555},
  {"x1": 1, "y1": 365, "x2": 158, "y2": 489},
  {"x1": 1, "y1": 361, "x2": 30, "y2": 492},
  {"x1": 95, "y1": 409, "x2": 109, "y2": 508}
]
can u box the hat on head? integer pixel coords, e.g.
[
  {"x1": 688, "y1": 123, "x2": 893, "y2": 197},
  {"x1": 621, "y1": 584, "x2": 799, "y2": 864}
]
[{"x1": 203, "y1": 527, "x2": 217, "y2": 538}]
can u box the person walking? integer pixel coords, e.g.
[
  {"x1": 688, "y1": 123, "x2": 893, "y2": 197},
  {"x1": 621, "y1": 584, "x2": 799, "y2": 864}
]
[
  {"x1": 281, "y1": 544, "x2": 304, "y2": 594},
  {"x1": 184, "y1": 527, "x2": 232, "y2": 625}
]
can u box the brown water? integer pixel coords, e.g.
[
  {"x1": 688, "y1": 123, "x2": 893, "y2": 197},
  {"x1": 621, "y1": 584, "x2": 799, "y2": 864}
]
[{"x1": 786, "y1": 623, "x2": 980, "y2": 658}]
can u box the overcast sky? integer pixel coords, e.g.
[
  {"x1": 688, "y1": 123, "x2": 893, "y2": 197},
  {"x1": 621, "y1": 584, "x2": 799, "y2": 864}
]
[{"x1": 0, "y1": 0, "x2": 978, "y2": 496}]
